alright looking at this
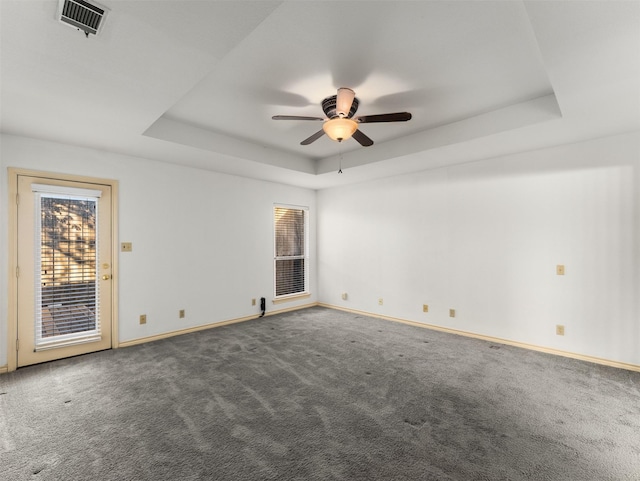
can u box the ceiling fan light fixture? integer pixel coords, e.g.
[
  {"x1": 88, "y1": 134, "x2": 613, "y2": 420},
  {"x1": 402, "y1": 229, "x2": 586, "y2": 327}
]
[
  {"x1": 323, "y1": 118, "x2": 358, "y2": 142},
  {"x1": 336, "y1": 88, "x2": 355, "y2": 117}
]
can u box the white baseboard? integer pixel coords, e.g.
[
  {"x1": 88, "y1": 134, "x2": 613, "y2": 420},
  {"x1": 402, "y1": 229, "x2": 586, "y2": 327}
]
[
  {"x1": 319, "y1": 303, "x2": 640, "y2": 373},
  {"x1": 7, "y1": 302, "x2": 635, "y2": 374},
  {"x1": 118, "y1": 302, "x2": 318, "y2": 349}
]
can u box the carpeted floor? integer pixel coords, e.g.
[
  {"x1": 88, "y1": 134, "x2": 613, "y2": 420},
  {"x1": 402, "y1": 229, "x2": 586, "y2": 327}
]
[{"x1": 1, "y1": 306, "x2": 639, "y2": 480}]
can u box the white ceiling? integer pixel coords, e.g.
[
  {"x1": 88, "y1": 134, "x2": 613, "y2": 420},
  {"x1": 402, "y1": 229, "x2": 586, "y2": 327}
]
[{"x1": 1, "y1": 0, "x2": 639, "y2": 189}]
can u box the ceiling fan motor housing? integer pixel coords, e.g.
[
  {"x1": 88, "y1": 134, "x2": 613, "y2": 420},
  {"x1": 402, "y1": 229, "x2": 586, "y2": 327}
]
[{"x1": 322, "y1": 95, "x2": 359, "y2": 119}]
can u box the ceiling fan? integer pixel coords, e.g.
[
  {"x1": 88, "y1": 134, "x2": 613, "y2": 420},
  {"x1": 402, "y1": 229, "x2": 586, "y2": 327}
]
[{"x1": 272, "y1": 88, "x2": 412, "y2": 146}]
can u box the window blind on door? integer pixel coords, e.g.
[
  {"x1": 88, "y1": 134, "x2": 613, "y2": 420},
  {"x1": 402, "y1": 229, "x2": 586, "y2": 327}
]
[{"x1": 32, "y1": 184, "x2": 102, "y2": 350}]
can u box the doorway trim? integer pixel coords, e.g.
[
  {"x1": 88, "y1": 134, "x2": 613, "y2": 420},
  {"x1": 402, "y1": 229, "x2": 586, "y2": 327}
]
[{"x1": 7, "y1": 168, "x2": 119, "y2": 372}]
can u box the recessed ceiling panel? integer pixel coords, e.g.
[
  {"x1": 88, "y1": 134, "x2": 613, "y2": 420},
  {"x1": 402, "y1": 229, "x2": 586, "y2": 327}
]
[{"x1": 158, "y1": 1, "x2": 554, "y2": 162}]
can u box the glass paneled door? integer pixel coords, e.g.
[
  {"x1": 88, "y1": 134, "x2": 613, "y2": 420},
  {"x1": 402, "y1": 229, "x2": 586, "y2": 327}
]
[{"x1": 16, "y1": 175, "x2": 113, "y2": 367}]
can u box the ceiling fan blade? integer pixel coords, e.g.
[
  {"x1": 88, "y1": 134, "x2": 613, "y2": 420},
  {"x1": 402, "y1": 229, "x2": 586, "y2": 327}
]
[
  {"x1": 272, "y1": 115, "x2": 324, "y2": 121},
  {"x1": 352, "y1": 129, "x2": 374, "y2": 147},
  {"x1": 356, "y1": 112, "x2": 412, "y2": 123},
  {"x1": 300, "y1": 129, "x2": 326, "y2": 145},
  {"x1": 336, "y1": 88, "x2": 355, "y2": 117}
]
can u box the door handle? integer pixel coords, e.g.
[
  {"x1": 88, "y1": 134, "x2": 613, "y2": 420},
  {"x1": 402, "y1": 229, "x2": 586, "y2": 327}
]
[{"x1": 102, "y1": 274, "x2": 112, "y2": 280}]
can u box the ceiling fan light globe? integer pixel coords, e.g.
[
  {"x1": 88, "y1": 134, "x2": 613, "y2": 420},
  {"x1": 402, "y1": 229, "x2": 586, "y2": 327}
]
[
  {"x1": 336, "y1": 88, "x2": 356, "y2": 117},
  {"x1": 323, "y1": 118, "x2": 358, "y2": 142}
]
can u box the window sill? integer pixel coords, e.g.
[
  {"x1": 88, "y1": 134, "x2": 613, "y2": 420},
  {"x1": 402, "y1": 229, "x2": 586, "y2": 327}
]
[{"x1": 272, "y1": 293, "x2": 311, "y2": 305}]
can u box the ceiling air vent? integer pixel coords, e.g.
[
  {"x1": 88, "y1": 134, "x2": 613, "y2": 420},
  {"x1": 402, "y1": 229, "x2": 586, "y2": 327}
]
[{"x1": 58, "y1": 0, "x2": 107, "y2": 37}]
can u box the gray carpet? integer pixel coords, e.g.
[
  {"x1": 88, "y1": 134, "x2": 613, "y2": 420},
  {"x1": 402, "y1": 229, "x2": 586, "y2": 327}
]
[{"x1": 1, "y1": 306, "x2": 639, "y2": 481}]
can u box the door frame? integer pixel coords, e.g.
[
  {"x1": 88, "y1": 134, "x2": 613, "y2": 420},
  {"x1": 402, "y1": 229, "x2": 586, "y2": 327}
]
[{"x1": 7, "y1": 168, "x2": 119, "y2": 372}]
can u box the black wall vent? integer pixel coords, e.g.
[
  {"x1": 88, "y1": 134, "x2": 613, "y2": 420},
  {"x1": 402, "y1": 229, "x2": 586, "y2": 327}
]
[{"x1": 58, "y1": 0, "x2": 107, "y2": 36}]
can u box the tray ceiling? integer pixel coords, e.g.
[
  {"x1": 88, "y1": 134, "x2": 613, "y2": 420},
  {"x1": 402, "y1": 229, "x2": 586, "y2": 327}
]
[{"x1": 1, "y1": 1, "x2": 638, "y2": 189}]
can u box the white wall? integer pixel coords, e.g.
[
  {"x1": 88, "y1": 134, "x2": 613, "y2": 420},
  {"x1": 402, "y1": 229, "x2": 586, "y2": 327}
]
[
  {"x1": 0, "y1": 134, "x2": 317, "y2": 367},
  {"x1": 3, "y1": 131, "x2": 639, "y2": 369},
  {"x1": 318, "y1": 132, "x2": 640, "y2": 366}
]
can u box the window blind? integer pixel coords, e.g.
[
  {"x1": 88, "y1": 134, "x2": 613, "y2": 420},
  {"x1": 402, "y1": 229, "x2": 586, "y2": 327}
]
[
  {"x1": 32, "y1": 184, "x2": 102, "y2": 350},
  {"x1": 274, "y1": 206, "x2": 307, "y2": 297}
]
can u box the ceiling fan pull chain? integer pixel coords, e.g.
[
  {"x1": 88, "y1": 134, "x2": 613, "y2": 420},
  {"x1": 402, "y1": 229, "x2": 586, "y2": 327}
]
[{"x1": 338, "y1": 146, "x2": 343, "y2": 174}]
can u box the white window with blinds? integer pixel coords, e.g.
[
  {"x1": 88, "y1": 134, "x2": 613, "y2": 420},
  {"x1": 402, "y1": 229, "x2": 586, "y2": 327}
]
[
  {"x1": 32, "y1": 183, "x2": 102, "y2": 350},
  {"x1": 274, "y1": 205, "x2": 309, "y2": 298}
]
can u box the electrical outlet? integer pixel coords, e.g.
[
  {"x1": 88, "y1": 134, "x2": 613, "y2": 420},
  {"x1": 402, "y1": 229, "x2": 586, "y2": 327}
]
[
  {"x1": 342, "y1": 293, "x2": 348, "y2": 300},
  {"x1": 556, "y1": 325, "x2": 565, "y2": 336},
  {"x1": 378, "y1": 298, "x2": 383, "y2": 306},
  {"x1": 121, "y1": 242, "x2": 132, "y2": 252},
  {"x1": 423, "y1": 304, "x2": 429, "y2": 313},
  {"x1": 179, "y1": 309, "x2": 185, "y2": 319},
  {"x1": 449, "y1": 309, "x2": 456, "y2": 318},
  {"x1": 252, "y1": 298, "x2": 256, "y2": 306},
  {"x1": 139, "y1": 314, "x2": 146, "y2": 325},
  {"x1": 556, "y1": 264, "x2": 565, "y2": 275}
]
